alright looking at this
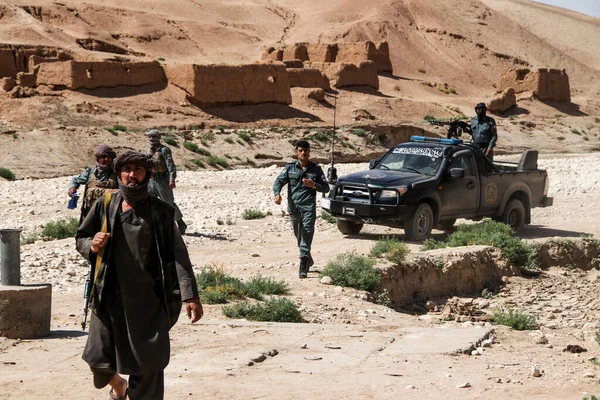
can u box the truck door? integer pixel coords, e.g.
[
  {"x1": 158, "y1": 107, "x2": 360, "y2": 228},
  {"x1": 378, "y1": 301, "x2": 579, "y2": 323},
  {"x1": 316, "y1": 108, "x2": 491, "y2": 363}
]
[{"x1": 440, "y1": 150, "x2": 479, "y2": 217}]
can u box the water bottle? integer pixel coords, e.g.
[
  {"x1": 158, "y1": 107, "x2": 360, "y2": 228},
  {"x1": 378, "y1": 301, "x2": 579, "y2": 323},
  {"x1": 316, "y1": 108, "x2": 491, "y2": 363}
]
[{"x1": 68, "y1": 191, "x2": 80, "y2": 209}]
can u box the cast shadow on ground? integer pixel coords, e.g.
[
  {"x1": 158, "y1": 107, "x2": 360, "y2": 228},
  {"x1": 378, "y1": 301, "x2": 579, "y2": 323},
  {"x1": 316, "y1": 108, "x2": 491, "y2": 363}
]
[
  {"x1": 518, "y1": 225, "x2": 590, "y2": 239},
  {"x1": 499, "y1": 106, "x2": 530, "y2": 117},
  {"x1": 379, "y1": 73, "x2": 412, "y2": 81},
  {"x1": 46, "y1": 330, "x2": 88, "y2": 339},
  {"x1": 340, "y1": 231, "x2": 450, "y2": 244},
  {"x1": 78, "y1": 82, "x2": 168, "y2": 98},
  {"x1": 184, "y1": 232, "x2": 230, "y2": 241},
  {"x1": 199, "y1": 103, "x2": 323, "y2": 123},
  {"x1": 340, "y1": 86, "x2": 395, "y2": 98},
  {"x1": 544, "y1": 101, "x2": 587, "y2": 117}
]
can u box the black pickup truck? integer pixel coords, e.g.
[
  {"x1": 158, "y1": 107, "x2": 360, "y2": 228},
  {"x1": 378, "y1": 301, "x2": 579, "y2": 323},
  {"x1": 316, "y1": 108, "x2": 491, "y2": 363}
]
[{"x1": 322, "y1": 136, "x2": 553, "y2": 241}]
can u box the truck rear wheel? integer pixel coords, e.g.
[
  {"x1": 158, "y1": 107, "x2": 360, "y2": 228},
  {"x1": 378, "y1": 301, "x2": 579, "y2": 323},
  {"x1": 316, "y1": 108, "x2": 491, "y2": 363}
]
[
  {"x1": 405, "y1": 203, "x2": 434, "y2": 241},
  {"x1": 502, "y1": 199, "x2": 525, "y2": 233},
  {"x1": 336, "y1": 219, "x2": 364, "y2": 235}
]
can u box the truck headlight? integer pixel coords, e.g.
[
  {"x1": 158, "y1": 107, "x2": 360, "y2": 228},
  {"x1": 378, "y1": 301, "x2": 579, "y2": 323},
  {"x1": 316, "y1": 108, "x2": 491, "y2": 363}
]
[{"x1": 380, "y1": 190, "x2": 398, "y2": 198}]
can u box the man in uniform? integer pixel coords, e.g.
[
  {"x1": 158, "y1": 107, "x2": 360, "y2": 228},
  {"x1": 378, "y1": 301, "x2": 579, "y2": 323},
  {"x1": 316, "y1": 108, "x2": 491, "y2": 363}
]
[
  {"x1": 273, "y1": 140, "x2": 329, "y2": 278},
  {"x1": 76, "y1": 151, "x2": 203, "y2": 400},
  {"x1": 463, "y1": 102, "x2": 498, "y2": 160},
  {"x1": 68, "y1": 144, "x2": 119, "y2": 222},
  {"x1": 145, "y1": 129, "x2": 187, "y2": 234}
]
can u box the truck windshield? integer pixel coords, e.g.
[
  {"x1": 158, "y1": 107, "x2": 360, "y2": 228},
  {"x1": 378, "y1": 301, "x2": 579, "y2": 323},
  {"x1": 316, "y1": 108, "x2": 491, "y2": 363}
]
[{"x1": 376, "y1": 146, "x2": 443, "y2": 176}]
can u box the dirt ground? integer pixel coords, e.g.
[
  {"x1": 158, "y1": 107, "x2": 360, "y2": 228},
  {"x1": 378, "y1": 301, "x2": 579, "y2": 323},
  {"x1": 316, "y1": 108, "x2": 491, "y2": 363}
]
[{"x1": 1, "y1": 153, "x2": 600, "y2": 399}]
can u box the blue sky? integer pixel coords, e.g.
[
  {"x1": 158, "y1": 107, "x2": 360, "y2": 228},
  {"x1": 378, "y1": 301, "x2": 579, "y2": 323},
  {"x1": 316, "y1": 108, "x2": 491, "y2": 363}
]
[{"x1": 534, "y1": 0, "x2": 600, "y2": 16}]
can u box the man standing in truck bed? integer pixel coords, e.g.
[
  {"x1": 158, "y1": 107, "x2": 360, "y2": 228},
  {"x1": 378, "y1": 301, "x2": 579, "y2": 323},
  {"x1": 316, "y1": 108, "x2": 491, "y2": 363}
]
[
  {"x1": 464, "y1": 102, "x2": 498, "y2": 160},
  {"x1": 273, "y1": 140, "x2": 329, "y2": 278}
]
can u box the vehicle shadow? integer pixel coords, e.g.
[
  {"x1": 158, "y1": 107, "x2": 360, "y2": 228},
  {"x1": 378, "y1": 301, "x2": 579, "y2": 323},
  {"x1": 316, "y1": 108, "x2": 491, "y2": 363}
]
[
  {"x1": 341, "y1": 231, "x2": 450, "y2": 243},
  {"x1": 45, "y1": 330, "x2": 88, "y2": 339},
  {"x1": 518, "y1": 225, "x2": 591, "y2": 239},
  {"x1": 184, "y1": 232, "x2": 230, "y2": 241}
]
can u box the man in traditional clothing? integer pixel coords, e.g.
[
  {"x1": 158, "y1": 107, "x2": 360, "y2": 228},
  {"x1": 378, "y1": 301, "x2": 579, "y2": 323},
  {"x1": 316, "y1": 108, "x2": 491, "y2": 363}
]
[
  {"x1": 273, "y1": 140, "x2": 329, "y2": 278},
  {"x1": 76, "y1": 151, "x2": 203, "y2": 400},
  {"x1": 145, "y1": 129, "x2": 187, "y2": 234},
  {"x1": 68, "y1": 144, "x2": 119, "y2": 222}
]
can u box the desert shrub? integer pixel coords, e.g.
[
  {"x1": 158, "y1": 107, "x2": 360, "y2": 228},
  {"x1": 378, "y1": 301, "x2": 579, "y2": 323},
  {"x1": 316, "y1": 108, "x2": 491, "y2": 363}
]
[
  {"x1": 197, "y1": 148, "x2": 211, "y2": 156},
  {"x1": 215, "y1": 125, "x2": 225, "y2": 132},
  {"x1": 224, "y1": 137, "x2": 234, "y2": 144},
  {"x1": 418, "y1": 67, "x2": 426, "y2": 73},
  {"x1": 584, "y1": 136, "x2": 589, "y2": 141},
  {"x1": 157, "y1": 57, "x2": 165, "y2": 61},
  {"x1": 42, "y1": 217, "x2": 79, "y2": 239},
  {"x1": 20, "y1": 233, "x2": 40, "y2": 245},
  {"x1": 200, "y1": 287, "x2": 229, "y2": 304},
  {"x1": 320, "y1": 253, "x2": 381, "y2": 292},
  {"x1": 242, "y1": 209, "x2": 266, "y2": 220},
  {"x1": 492, "y1": 308, "x2": 538, "y2": 330},
  {"x1": 207, "y1": 156, "x2": 229, "y2": 168},
  {"x1": 350, "y1": 128, "x2": 367, "y2": 137},
  {"x1": 222, "y1": 298, "x2": 303, "y2": 323},
  {"x1": 571, "y1": 128, "x2": 581, "y2": 135},
  {"x1": 237, "y1": 132, "x2": 252, "y2": 143},
  {"x1": 0, "y1": 168, "x2": 15, "y2": 180},
  {"x1": 308, "y1": 130, "x2": 330, "y2": 142},
  {"x1": 480, "y1": 288, "x2": 493, "y2": 299},
  {"x1": 370, "y1": 237, "x2": 409, "y2": 264},
  {"x1": 423, "y1": 115, "x2": 436, "y2": 121},
  {"x1": 421, "y1": 219, "x2": 538, "y2": 268},
  {"x1": 196, "y1": 267, "x2": 246, "y2": 304},
  {"x1": 596, "y1": 331, "x2": 600, "y2": 347},
  {"x1": 163, "y1": 135, "x2": 178, "y2": 147},
  {"x1": 183, "y1": 141, "x2": 200, "y2": 152},
  {"x1": 113, "y1": 124, "x2": 127, "y2": 132},
  {"x1": 244, "y1": 276, "x2": 289, "y2": 298},
  {"x1": 320, "y1": 211, "x2": 336, "y2": 224},
  {"x1": 191, "y1": 159, "x2": 205, "y2": 168},
  {"x1": 201, "y1": 132, "x2": 215, "y2": 142}
]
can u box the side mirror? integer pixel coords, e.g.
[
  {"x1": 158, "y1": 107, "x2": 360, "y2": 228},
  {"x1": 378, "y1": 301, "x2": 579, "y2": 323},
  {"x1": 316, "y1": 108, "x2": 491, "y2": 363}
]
[
  {"x1": 369, "y1": 160, "x2": 378, "y2": 170},
  {"x1": 449, "y1": 168, "x2": 465, "y2": 178}
]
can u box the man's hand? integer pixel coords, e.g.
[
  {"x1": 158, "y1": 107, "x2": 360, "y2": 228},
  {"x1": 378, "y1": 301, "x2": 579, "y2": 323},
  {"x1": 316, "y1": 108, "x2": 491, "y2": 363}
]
[
  {"x1": 169, "y1": 181, "x2": 176, "y2": 189},
  {"x1": 185, "y1": 298, "x2": 203, "y2": 323},
  {"x1": 485, "y1": 148, "x2": 491, "y2": 155},
  {"x1": 68, "y1": 187, "x2": 77, "y2": 198},
  {"x1": 302, "y1": 178, "x2": 315, "y2": 188},
  {"x1": 90, "y1": 232, "x2": 111, "y2": 253},
  {"x1": 274, "y1": 194, "x2": 282, "y2": 205}
]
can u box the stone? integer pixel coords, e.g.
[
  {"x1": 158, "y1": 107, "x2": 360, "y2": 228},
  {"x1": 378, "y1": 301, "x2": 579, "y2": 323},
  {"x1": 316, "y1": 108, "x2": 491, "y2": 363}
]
[
  {"x1": 501, "y1": 276, "x2": 510, "y2": 284},
  {"x1": 534, "y1": 336, "x2": 549, "y2": 345},
  {"x1": 456, "y1": 382, "x2": 471, "y2": 388},
  {"x1": 320, "y1": 276, "x2": 333, "y2": 285},
  {"x1": 531, "y1": 366, "x2": 542, "y2": 377},
  {"x1": 426, "y1": 300, "x2": 437, "y2": 311},
  {"x1": 583, "y1": 371, "x2": 595, "y2": 378},
  {"x1": 488, "y1": 87, "x2": 517, "y2": 112},
  {"x1": 405, "y1": 385, "x2": 415, "y2": 389}
]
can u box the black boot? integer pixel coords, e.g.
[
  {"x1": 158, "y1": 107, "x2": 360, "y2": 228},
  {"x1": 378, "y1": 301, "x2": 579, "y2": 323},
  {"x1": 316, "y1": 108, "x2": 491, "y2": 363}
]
[
  {"x1": 299, "y1": 257, "x2": 309, "y2": 279},
  {"x1": 177, "y1": 219, "x2": 187, "y2": 235}
]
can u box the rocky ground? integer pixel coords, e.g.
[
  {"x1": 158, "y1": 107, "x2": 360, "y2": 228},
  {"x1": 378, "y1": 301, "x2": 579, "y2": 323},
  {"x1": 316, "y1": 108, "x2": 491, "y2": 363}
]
[{"x1": 0, "y1": 153, "x2": 600, "y2": 398}]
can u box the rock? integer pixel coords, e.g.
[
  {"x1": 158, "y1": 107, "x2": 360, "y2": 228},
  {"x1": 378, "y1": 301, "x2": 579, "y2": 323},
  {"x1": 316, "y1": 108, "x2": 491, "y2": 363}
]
[
  {"x1": 320, "y1": 276, "x2": 333, "y2": 285},
  {"x1": 425, "y1": 300, "x2": 437, "y2": 311},
  {"x1": 501, "y1": 276, "x2": 510, "y2": 284},
  {"x1": 353, "y1": 109, "x2": 375, "y2": 121},
  {"x1": 306, "y1": 88, "x2": 325, "y2": 102},
  {"x1": 1, "y1": 77, "x2": 16, "y2": 92},
  {"x1": 531, "y1": 366, "x2": 542, "y2": 377},
  {"x1": 456, "y1": 382, "x2": 471, "y2": 388},
  {"x1": 583, "y1": 371, "x2": 596, "y2": 378},
  {"x1": 489, "y1": 88, "x2": 517, "y2": 112},
  {"x1": 534, "y1": 336, "x2": 549, "y2": 345},
  {"x1": 471, "y1": 347, "x2": 483, "y2": 356},
  {"x1": 405, "y1": 385, "x2": 415, "y2": 389}
]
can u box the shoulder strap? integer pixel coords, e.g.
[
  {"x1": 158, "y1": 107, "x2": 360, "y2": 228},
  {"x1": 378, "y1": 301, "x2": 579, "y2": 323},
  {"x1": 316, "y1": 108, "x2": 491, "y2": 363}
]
[{"x1": 90, "y1": 192, "x2": 113, "y2": 298}]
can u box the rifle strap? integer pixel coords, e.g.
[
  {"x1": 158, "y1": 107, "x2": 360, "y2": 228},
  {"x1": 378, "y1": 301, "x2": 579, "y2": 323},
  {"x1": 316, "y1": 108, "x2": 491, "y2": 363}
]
[{"x1": 90, "y1": 192, "x2": 112, "y2": 299}]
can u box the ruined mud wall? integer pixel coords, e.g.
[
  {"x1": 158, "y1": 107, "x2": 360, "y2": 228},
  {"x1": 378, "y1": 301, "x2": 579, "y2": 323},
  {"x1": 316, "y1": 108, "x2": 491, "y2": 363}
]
[
  {"x1": 287, "y1": 68, "x2": 330, "y2": 90},
  {"x1": 304, "y1": 61, "x2": 379, "y2": 90},
  {"x1": 263, "y1": 41, "x2": 392, "y2": 74},
  {"x1": 0, "y1": 44, "x2": 68, "y2": 78},
  {"x1": 36, "y1": 60, "x2": 166, "y2": 90},
  {"x1": 165, "y1": 63, "x2": 292, "y2": 106},
  {"x1": 497, "y1": 68, "x2": 571, "y2": 102}
]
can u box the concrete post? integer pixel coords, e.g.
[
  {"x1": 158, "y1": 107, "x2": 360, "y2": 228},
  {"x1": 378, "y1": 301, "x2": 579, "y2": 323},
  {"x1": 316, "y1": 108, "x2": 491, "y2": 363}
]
[{"x1": 0, "y1": 229, "x2": 21, "y2": 286}]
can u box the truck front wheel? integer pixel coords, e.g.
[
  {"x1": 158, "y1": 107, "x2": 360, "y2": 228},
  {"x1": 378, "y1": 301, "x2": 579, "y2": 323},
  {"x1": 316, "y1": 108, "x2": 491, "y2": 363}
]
[
  {"x1": 405, "y1": 203, "x2": 434, "y2": 241},
  {"x1": 502, "y1": 199, "x2": 525, "y2": 233},
  {"x1": 336, "y1": 219, "x2": 364, "y2": 235}
]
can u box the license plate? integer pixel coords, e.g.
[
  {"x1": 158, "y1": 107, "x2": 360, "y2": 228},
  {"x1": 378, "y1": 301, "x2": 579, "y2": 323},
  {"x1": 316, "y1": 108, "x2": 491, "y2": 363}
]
[
  {"x1": 343, "y1": 207, "x2": 356, "y2": 216},
  {"x1": 321, "y1": 198, "x2": 331, "y2": 210}
]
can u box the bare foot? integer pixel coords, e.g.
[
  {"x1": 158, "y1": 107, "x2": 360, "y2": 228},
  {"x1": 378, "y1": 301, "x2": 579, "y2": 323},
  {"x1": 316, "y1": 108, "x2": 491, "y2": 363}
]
[{"x1": 109, "y1": 374, "x2": 128, "y2": 397}]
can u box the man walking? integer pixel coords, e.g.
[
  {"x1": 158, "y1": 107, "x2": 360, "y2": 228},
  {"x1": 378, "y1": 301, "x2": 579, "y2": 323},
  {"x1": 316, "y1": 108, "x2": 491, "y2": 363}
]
[
  {"x1": 76, "y1": 151, "x2": 203, "y2": 400},
  {"x1": 273, "y1": 140, "x2": 329, "y2": 278},
  {"x1": 68, "y1": 144, "x2": 118, "y2": 222},
  {"x1": 464, "y1": 102, "x2": 498, "y2": 160},
  {"x1": 145, "y1": 129, "x2": 187, "y2": 234}
]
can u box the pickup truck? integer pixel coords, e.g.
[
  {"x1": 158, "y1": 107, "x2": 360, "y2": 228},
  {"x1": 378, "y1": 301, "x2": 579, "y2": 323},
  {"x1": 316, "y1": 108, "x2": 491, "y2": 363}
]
[{"x1": 322, "y1": 136, "x2": 553, "y2": 241}]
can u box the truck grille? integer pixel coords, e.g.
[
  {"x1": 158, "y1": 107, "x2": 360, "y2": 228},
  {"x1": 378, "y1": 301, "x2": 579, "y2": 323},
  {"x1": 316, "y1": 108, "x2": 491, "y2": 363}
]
[{"x1": 341, "y1": 185, "x2": 371, "y2": 203}]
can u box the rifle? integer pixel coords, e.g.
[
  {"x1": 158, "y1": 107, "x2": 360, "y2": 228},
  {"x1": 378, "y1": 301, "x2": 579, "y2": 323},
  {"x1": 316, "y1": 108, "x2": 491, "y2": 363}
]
[
  {"x1": 428, "y1": 119, "x2": 469, "y2": 139},
  {"x1": 81, "y1": 263, "x2": 93, "y2": 330}
]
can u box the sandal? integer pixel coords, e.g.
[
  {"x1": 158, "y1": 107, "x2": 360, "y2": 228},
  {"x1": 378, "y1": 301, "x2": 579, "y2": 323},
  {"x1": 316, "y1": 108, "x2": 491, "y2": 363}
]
[{"x1": 109, "y1": 387, "x2": 128, "y2": 400}]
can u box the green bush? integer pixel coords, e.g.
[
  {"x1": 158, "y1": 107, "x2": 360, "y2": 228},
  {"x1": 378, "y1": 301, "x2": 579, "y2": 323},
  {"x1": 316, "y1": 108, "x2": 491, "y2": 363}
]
[
  {"x1": 200, "y1": 287, "x2": 229, "y2": 304},
  {"x1": 571, "y1": 128, "x2": 581, "y2": 135},
  {"x1": 308, "y1": 130, "x2": 330, "y2": 142},
  {"x1": 242, "y1": 209, "x2": 267, "y2": 220},
  {"x1": 105, "y1": 127, "x2": 119, "y2": 136},
  {"x1": 492, "y1": 308, "x2": 538, "y2": 330},
  {"x1": 418, "y1": 67, "x2": 426, "y2": 73},
  {"x1": 224, "y1": 137, "x2": 234, "y2": 144},
  {"x1": 350, "y1": 128, "x2": 367, "y2": 137},
  {"x1": 42, "y1": 217, "x2": 79, "y2": 239},
  {"x1": 222, "y1": 298, "x2": 303, "y2": 323},
  {"x1": 0, "y1": 167, "x2": 15, "y2": 180},
  {"x1": 596, "y1": 331, "x2": 600, "y2": 347},
  {"x1": 183, "y1": 141, "x2": 200, "y2": 153},
  {"x1": 423, "y1": 115, "x2": 436, "y2": 121},
  {"x1": 320, "y1": 211, "x2": 336, "y2": 224},
  {"x1": 20, "y1": 233, "x2": 40, "y2": 245},
  {"x1": 207, "y1": 156, "x2": 229, "y2": 168},
  {"x1": 421, "y1": 219, "x2": 538, "y2": 268},
  {"x1": 201, "y1": 132, "x2": 215, "y2": 142},
  {"x1": 320, "y1": 253, "x2": 381, "y2": 292},
  {"x1": 157, "y1": 57, "x2": 165, "y2": 61},
  {"x1": 113, "y1": 124, "x2": 127, "y2": 132},
  {"x1": 370, "y1": 237, "x2": 409, "y2": 264},
  {"x1": 237, "y1": 132, "x2": 252, "y2": 143},
  {"x1": 196, "y1": 267, "x2": 288, "y2": 303},
  {"x1": 244, "y1": 276, "x2": 289, "y2": 297},
  {"x1": 163, "y1": 135, "x2": 178, "y2": 147},
  {"x1": 191, "y1": 159, "x2": 205, "y2": 168}
]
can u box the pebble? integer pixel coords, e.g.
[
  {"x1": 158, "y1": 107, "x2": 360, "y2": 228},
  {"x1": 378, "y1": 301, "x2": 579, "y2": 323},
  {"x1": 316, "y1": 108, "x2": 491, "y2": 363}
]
[
  {"x1": 534, "y1": 336, "x2": 549, "y2": 345},
  {"x1": 456, "y1": 382, "x2": 471, "y2": 388},
  {"x1": 405, "y1": 385, "x2": 415, "y2": 390},
  {"x1": 320, "y1": 276, "x2": 333, "y2": 285},
  {"x1": 583, "y1": 371, "x2": 596, "y2": 378},
  {"x1": 531, "y1": 366, "x2": 542, "y2": 377}
]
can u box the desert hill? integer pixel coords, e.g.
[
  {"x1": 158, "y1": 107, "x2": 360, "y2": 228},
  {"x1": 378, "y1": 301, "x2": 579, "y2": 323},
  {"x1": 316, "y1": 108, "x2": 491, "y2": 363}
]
[{"x1": 1, "y1": 0, "x2": 600, "y2": 178}]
